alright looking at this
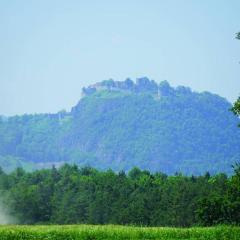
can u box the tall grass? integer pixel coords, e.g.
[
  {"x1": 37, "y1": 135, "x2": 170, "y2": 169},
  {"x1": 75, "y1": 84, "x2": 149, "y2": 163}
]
[{"x1": 0, "y1": 225, "x2": 239, "y2": 240}]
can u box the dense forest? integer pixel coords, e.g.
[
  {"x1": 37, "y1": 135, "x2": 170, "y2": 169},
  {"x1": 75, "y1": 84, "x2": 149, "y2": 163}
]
[
  {"x1": 0, "y1": 78, "x2": 239, "y2": 174},
  {"x1": 0, "y1": 164, "x2": 239, "y2": 226}
]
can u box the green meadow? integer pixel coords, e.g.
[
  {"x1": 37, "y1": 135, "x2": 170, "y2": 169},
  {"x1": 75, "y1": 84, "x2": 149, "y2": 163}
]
[{"x1": 0, "y1": 225, "x2": 240, "y2": 240}]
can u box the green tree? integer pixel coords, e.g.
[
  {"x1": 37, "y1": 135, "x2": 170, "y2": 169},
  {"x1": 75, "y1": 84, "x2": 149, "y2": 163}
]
[
  {"x1": 236, "y1": 32, "x2": 240, "y2": 40},
  {"x1": 232, "y1": 32, "x2": 240, "y2": 119},
  {"x1": 232, "y1": 97, "x2": 240, "y2": 117}
]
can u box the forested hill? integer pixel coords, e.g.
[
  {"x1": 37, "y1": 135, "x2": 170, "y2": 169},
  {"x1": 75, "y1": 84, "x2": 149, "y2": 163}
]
[{"x1": 0, "y1": 78, "x2": 239, "y2": 174}]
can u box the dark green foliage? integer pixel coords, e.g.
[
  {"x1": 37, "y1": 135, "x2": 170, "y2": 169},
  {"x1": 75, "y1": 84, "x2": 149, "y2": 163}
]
[
  {"x1": 232, "y1": 96, "x2": 240, "y2": 122},
  {"x1": 0, "y1": 165, "x2": 239, "y2": 226},
  {"x1": 232, "y1": 33, "x2": 240, "y2": 125},
  {"x1": 236, "y1": 32, "x2": 240, "y2": 40}
]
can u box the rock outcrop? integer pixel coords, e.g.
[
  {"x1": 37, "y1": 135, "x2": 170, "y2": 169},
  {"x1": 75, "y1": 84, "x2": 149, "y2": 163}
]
[{"x1": 82, "y1": 77, "x2": 178, "y2": 99}]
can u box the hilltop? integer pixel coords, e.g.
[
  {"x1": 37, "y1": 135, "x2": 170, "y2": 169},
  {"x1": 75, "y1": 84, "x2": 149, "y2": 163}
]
[{"x1": 0, "y1": 78, "x2": 239, "y2": 174}]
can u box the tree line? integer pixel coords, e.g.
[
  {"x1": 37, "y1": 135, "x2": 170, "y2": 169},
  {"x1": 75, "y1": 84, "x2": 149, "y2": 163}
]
[{"x1": 0, "y1": 164, "x2": 239, "y2": 226}]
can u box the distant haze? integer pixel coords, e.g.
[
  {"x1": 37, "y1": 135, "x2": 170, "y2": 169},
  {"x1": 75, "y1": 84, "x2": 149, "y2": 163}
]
[
  {"x1": 0, "y1": 203, "x2": 16, "y2": 224},
  {"x1": 0, "y1": 0, "x2": 240, "y2": 116}
]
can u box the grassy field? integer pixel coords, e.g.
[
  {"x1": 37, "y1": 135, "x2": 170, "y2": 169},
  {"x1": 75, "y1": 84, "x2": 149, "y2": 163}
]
[{"x1": 0, "y1": 225, "x2": 240, "y2": 240}]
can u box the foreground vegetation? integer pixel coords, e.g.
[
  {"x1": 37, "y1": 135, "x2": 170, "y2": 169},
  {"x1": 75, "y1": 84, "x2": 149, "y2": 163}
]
[
  {"x1": 0, "y1": 164, "x2": 239, "y2": 226},
  {"x1": 0, "y1": 225, "x2": 240, "y2": 240}
]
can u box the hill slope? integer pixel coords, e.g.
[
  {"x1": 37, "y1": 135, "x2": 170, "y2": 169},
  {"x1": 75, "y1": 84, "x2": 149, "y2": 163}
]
[{"x1": 0, "y1": 78, "x2": 239, "y2": 174}]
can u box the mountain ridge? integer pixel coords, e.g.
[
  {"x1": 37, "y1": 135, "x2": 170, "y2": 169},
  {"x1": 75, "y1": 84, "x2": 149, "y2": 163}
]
[{"x1": 0, "y1": 78, "x2": 239, "y2": 174}]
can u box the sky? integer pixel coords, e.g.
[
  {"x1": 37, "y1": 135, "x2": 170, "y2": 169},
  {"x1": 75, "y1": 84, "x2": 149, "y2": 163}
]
[{"x1": 0, "y1": 0, "x2": 240, "y2": 116}]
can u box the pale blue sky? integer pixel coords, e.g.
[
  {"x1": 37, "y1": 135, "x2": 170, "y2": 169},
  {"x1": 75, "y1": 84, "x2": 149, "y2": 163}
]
[{"x1": 0, "y1": 0, "x2": 240, "y2": 115}]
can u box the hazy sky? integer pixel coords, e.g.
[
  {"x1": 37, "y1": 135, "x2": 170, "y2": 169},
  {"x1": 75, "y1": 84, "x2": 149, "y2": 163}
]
[{"x1": 0, "y1": 0, "x2": 240, "y2": 116}]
